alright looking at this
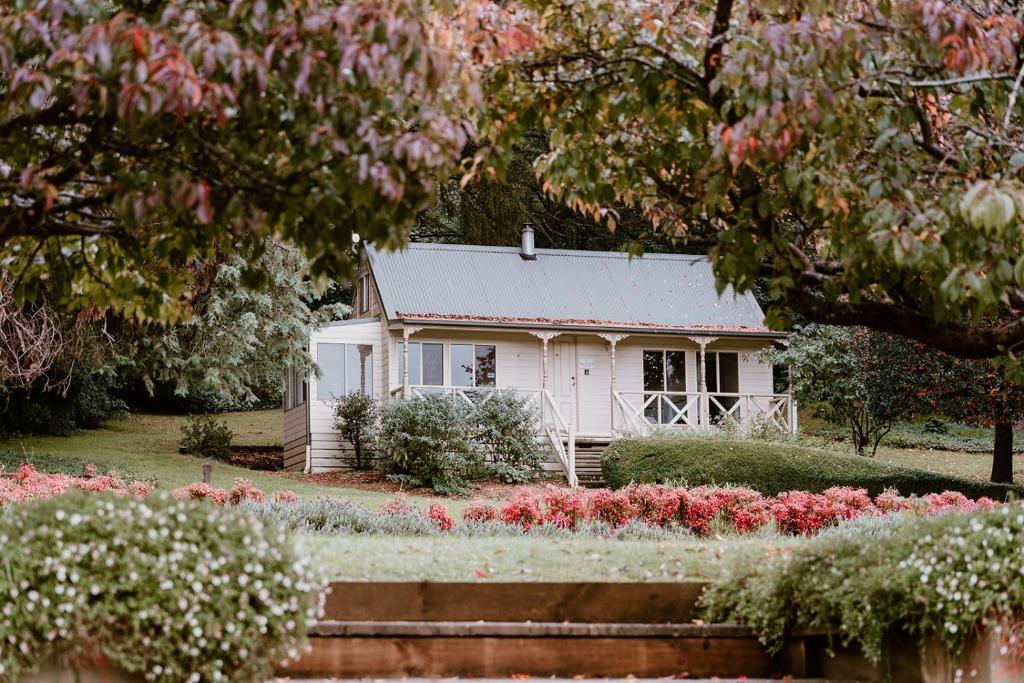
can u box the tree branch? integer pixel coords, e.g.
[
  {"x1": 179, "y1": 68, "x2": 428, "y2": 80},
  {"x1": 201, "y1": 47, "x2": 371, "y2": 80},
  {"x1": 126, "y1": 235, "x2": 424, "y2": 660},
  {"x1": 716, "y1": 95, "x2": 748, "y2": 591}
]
[
  {"x1": 702, "y1": 0, "x2": 735, "y2": 110},
  {"x1": 784, "y1": 288, "x2": 1024, "y2": 359}
]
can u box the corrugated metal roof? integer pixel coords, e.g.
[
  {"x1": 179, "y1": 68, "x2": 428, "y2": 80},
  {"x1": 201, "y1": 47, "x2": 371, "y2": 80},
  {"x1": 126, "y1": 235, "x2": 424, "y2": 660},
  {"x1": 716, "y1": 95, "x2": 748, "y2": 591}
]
[{"x1": 366, "y1": 243, "x2": 774, "y2": 334}]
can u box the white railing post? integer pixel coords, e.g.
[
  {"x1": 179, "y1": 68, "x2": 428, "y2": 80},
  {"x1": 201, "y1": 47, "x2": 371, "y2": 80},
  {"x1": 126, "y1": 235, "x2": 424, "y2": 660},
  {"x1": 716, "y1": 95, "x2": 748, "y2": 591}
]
[{"x1": 568, "y1": 423, "x2": 577, "y2": 488}]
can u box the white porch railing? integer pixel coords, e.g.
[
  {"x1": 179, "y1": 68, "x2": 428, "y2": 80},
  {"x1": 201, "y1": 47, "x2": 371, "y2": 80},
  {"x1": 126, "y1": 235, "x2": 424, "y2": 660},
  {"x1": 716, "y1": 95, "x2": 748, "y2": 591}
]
[
  {"x1": 613, "y1": 390, "x2": 796, "y2": 436},
  {"x1": 390, "y1": 385, "x2": 578, "y2": 487}
]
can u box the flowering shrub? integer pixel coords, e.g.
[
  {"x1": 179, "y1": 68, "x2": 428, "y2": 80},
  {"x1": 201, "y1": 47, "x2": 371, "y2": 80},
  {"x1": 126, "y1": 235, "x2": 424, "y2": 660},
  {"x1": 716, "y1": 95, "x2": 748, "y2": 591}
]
[
  {"x1": 623, "y1": 484, "x2": 679, "y2": 526},
  {"x1": 228, "y1": 477, "x2": 265, "y2": 505},
  {"x1": 700, "y1": 505, "x2": 1024, "y2": 666},
  {"x1": 462, "y1": 498, "x2": 498, "y2": 522},
  {"x1": 274, "y1": 490, "x2": 300, "y2": 504},
  {"x1": 0, "y1": 492, "x2": 324, "y2": 682},
  {"x1": 543, "y1": 486, "x2": 587, "y2": 529},
  {"x1": 0, "y1": 464, "x2": 152, "y2": 506},
  {"x1": 379, "y1": 495, "x2": 417, "y2": 516},
  {"x1": 586, "y1": 488, "x2": 636, "y2": 527},
  {"x1": 768, "y1": 491, "x2": 850, "y2": 535},
  {"x1": 428, "y1": 503, "x2": 454, "y2": 530},
  {"x1": 171, "y1": 482, "x2": 228, "y2": 505},
  {"x1": 712, "y1": 487, "x2": 770, "y2": 533},
  {"x1": 500, "y1": 491, "x2": 544, "y2": 530}
]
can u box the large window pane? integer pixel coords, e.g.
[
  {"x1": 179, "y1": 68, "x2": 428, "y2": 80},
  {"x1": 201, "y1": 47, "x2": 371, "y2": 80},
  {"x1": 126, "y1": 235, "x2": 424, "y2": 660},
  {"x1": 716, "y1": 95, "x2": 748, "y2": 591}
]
[
  {"x1": 346, "y1": 344, "x2": 374, "y2": 395},
  {"x1": 665, "y1": 351, "x2": 686, "y2": 392},
  {"x1": 718, "y1": 352, "x2": 739, "y2": 393},
  {"x1": 451, "y1": 344, "x2": 474, "y2": 387},
  {"x1": 316, "y1": 343, "x2": 346, "y2": 400},
  {"x1": 422, "y1": 343, "x2": 444, "y2": 386},
  {"x1": 475, "y1": 345, "x2": 496, "y2": 387},
  {"x1": 643, "y1": 350, "x2": 664, "y2": 391},
  {"x1": 705, "y1": 352, "x2": 718, "y2": 393}
]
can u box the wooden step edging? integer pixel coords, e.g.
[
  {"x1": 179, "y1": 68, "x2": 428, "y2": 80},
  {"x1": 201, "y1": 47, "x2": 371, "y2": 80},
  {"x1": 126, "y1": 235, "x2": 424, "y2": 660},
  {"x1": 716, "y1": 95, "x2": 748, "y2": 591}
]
[
  {"x1": 280, "y1": 581, "x2": 1020, "y2": 683},
  {"x1": 309, "y1": 620, "x2": 772, "y2": 638}
]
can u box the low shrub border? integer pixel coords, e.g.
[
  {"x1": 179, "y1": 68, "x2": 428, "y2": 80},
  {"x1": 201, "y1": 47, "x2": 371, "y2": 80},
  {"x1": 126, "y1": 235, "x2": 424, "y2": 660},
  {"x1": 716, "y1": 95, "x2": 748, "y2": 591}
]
[
  {"x1": 0, "y1": 492, "x2": 324, "y2": 683},
  {"x1": 698, "y1": 505, "x2": 1024, "y2": 667},
  {"x1": 602, "y1": 436, "x2": 1024, "y2": 499},
  {"x1": 256, "y1": 484, "x2": 998, "y2": 539}
]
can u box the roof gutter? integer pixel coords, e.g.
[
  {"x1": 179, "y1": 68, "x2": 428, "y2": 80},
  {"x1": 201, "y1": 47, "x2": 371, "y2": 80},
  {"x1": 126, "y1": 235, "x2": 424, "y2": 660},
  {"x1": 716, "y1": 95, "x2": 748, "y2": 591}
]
[{"x1": 389, "y1": 317, "x2": 790, "y2": 339}]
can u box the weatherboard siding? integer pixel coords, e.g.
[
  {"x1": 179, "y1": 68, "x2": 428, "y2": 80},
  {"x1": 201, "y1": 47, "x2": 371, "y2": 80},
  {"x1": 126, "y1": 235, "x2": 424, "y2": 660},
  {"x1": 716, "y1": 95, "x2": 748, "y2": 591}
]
[{"x1": 300, "y1": 324, "x2": 777, "y2": 471}]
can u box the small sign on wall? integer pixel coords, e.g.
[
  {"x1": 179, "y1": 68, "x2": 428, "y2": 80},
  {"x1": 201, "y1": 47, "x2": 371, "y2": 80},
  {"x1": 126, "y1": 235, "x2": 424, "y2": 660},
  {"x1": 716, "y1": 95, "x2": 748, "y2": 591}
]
[{"x1": 580, "y1": 357, "x2": 594, "y2": 375}]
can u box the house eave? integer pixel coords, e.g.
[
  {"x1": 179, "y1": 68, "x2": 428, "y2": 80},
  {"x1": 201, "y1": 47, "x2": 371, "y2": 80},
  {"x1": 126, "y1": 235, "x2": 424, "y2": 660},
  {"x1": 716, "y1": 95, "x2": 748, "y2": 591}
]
[{"x1": 388, "y1": 316, "x2": 790, "y2": 339}]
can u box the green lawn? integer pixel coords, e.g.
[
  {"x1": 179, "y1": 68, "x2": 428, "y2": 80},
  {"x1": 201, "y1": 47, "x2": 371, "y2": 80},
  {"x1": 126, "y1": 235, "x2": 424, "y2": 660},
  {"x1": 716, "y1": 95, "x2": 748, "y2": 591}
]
[
  {"x1": 0, "y1": 410, "x2": 438, "y2": 509},
  {"x1": 871, "y1": 445, "x2": 1024, "y2": 483},
  {"x1": 300, "y1": 532, "x2": 780, "y2": 582}
]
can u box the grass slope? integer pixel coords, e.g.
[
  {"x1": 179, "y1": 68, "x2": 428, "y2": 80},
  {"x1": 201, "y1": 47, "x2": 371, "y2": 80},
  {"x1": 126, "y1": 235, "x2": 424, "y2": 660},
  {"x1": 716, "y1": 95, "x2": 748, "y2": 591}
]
[
  {"x1": 300, "y1": 533, "x2": 776, "y2": 582},
  {"x1": 0, "y1": 411, "x2": 436, "y2": 509},
  {"x1": 603, "y1": 437, "x2": 1023, "y2": 499}
]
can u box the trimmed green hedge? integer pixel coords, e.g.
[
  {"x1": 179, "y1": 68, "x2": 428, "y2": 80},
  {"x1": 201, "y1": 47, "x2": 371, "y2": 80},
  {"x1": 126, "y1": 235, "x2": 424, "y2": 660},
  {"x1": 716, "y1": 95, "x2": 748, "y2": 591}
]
[{"x1": 602, "y1": 437, "x2": 1023, "y2": 500}]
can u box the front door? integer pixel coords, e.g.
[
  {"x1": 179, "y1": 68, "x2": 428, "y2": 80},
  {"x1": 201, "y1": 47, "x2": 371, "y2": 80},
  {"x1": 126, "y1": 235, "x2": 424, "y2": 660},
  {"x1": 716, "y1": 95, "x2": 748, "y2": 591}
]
[{"x1": 550, "y1": 339, "x2": 578, "y2": 427}]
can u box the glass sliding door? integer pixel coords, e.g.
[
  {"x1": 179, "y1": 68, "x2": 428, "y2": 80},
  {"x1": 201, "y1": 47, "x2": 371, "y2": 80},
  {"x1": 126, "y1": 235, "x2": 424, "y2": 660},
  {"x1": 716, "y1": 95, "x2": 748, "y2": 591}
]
[{"x1": 706, "y1": 351, "x2": 739, "y2": 422}]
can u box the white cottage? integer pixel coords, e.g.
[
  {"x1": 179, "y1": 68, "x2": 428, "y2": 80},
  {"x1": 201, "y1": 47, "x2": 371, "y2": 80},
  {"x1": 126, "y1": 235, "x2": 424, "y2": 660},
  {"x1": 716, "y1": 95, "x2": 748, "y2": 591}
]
[{"x1": 283, "y1": 227, "x2": 794, "y2": 485}]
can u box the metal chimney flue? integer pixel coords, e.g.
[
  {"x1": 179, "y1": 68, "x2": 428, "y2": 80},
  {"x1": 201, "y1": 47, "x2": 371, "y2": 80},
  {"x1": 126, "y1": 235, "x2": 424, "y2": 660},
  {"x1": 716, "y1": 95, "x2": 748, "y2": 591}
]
[{"x1": 520, "y1": 223, "x2": 537, "y2": 260}]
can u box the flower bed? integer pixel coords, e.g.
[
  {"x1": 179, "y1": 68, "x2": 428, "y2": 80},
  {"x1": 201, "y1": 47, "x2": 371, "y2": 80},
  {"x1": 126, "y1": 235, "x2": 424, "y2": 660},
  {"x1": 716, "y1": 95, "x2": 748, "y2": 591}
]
[
  {"x1": 0, "y1": 492, "x2": 323, "y2": 683},
  {"x1": 0, "y1": 464, "x2": 299, "y2": 509},
  {"x1": 259, "y1": 485, "x2": 999, "y2": 540}
]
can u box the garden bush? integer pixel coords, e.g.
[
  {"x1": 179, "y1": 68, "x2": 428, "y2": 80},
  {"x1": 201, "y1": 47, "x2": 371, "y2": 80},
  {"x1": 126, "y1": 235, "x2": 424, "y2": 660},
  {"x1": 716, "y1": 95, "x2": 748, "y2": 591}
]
[
  {"x1": 602, "y1": 436, "x2": 1023, "y2": 500},
  {"x1": 332, "y1": 393, "x2": 379, "y2": 470},
  {"x1": 0, "y1": 492, "x2": 323, "y2": 682},
  {"x1": 472, "y1": 390, "x2": 544, "y2": 483},
  {"x1": 376, "y1": 394, "x2": 486, "y2": 494},
  {"x1": 0, "y1": 368, "x2": 126, "y2": 436},
  {"x1": 178, "y1": 414, "x2": 234, "y2": 459},
  {"x1": 699, "y1": 505, "x2": 1024, "y2": 664}
]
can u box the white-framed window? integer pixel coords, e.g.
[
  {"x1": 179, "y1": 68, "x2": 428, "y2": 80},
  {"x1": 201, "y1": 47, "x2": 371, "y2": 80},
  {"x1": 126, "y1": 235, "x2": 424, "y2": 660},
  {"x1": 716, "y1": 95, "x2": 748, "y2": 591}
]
[
  {"x1": 316, "y1": 343, "x2": 374, "y2": 400},
  {"x1": 451, "y1": 344, "x2": 497, "y2": 387},
  {"x1": 358, "y1": 274, "x2": 370, "y2": 314},
  {"x1": 396, "y1": 342, "x2": 445, "y2": 386},
  {"x1": 642, "y1": 349, "x2": 688, "y2": 424}
]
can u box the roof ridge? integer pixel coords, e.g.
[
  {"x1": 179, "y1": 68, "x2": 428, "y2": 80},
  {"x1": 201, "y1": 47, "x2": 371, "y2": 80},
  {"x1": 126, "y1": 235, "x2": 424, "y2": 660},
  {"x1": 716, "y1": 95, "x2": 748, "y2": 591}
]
[{"x1": 379, "y1": 242, "x2": 708, "y2": 260}]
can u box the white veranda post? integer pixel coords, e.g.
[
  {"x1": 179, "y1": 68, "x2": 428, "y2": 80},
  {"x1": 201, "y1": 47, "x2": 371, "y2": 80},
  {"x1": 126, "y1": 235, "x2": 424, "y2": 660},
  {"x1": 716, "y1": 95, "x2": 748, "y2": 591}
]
[
  {"x1": 400, "y1": 326, "x2": 422, "y2": 399},
  {"x1": 529, "y1": 331, "x2": 559, "y2": 419},
  {"x1": 687, "y1": 336, "x2": 717, "y2": 426},
  {"x1": 598, "y1": 333, "x2": 629, "y2": 432}
]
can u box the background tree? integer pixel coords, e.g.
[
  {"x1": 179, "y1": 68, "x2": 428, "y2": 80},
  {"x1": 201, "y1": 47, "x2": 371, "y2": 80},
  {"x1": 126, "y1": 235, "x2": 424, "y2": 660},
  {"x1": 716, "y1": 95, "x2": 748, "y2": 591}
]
[
  {"x1": 886, "y1": 324, "x2": 1024, "y2": 484},
  {"x1": 332, "y1": 393, "x2": 379, "y2": 471},
  {"x1": 0, "y1": 0, "x2": 476, "y2": 319},
  {"x1": 115, "y1": 241, "x2": 346, "y2": 409},
  {"x1": 776, "y1": 325, "x2": 916, "y2": 456},
  {"x1": 481, "y1": 0, "x2": 1024, "y2": 366}
]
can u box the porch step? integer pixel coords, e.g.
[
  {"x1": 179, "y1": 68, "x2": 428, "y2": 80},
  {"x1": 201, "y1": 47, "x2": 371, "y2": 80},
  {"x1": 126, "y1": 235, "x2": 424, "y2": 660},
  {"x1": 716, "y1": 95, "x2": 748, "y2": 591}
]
[
  {"x1": 276, "y1": 582, "x2": 874, "y2": 680},
  {"x1": 571, "y1": 439, "x2": 611, "y2": 487}
]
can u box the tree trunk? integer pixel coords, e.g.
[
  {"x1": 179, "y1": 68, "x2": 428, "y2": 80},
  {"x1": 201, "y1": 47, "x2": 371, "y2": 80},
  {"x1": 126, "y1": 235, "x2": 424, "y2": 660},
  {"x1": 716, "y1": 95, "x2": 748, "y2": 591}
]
[{"x1": 991, "y1": 422, "x2": 1014, "y2": 484}]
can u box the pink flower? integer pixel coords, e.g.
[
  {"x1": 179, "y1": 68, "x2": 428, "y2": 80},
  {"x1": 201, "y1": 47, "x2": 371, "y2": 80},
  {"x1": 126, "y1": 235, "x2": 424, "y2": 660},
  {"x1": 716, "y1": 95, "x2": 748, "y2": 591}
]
[
  {"x1": 500, "y1": 491, "x2": 544, "y2": 531},
  {"x1": 171, "y1": 482, "x2": 227, "y2": 505},
  {"x1": 462, "y1": 498, "x2": 498, "y2": 522},
  {"x1": 586, "y1": 488, "x2": 635, "y2": 528},
  {"x1": 428, "y1": 503, "x2": 454, "y2": 530},
  {"x1": 543, "y1": 486, "x2": 587, "y2": 529},
  {"x1": 228, "y1": 478, "x2": 265, "y2": 505},
  {"x1": 273, "y1": 490, "x2": 299, "y2": 504}
]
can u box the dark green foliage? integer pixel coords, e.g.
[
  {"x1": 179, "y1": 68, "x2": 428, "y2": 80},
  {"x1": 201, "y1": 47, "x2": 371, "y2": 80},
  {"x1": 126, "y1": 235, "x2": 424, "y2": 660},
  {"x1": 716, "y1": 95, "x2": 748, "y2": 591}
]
[
  {"x1": 332, "y1": 393, "x2": 380, "y2": 470},
  {"x1": 0, "y1": 368, "x2": 126, "y2": 436},
  {"x1": 474, "y1": 390, "x2": 544, "y2": 484},
  {"x1": 179, "y1": 415, "x2": 234, "y2": 459},
  {"x1": 699, "y1": 508, "x2": 1024, "y2": 663},
  {"x1": 377, "y1": 395, "x2": 485, "y2": 494},
  {"x1": 0, "y1": 450, "x2": 137, "y2": 479},
  {"x1": 602, "y1": 437, "x2": 1023, "y2": 500}
]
